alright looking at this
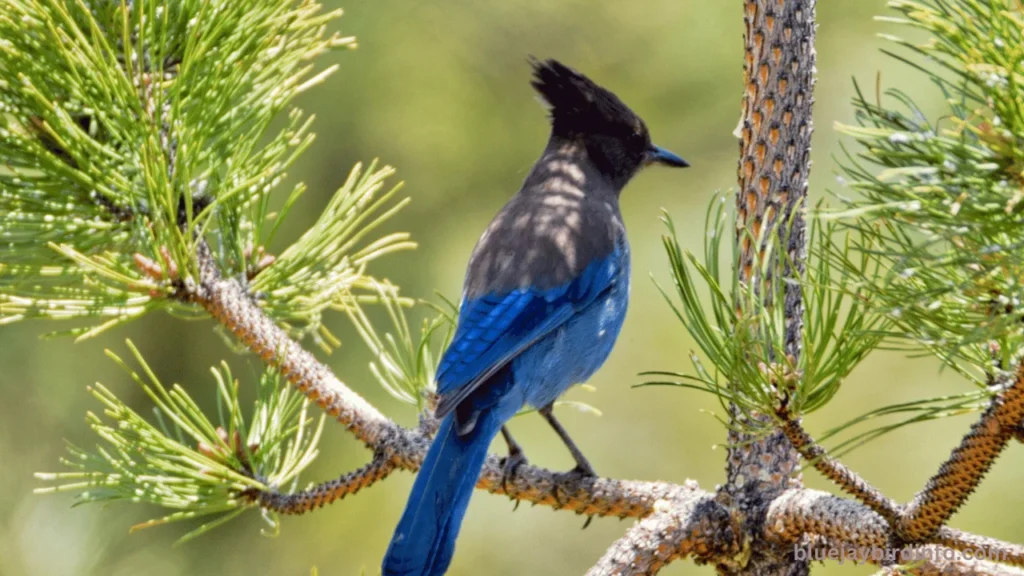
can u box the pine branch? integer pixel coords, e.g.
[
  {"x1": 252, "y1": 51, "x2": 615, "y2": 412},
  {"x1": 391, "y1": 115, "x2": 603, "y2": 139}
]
[
  {"x1": 777, "y1": 411, "x2": 902, "y2": 524},
  {"x1": 934, "y1": 527, "x2": 1024, "y2": 568},
  {"x1": 547, "y1": 486, "x2": 1024, "y2": 574},
  {"x1": 33, "y1": 229, "x2": 1024, "y2": 570},
  {"x1": 899, "y1": 363, "x2": 1024, "y2": 540},
  {"x1": 184, "y1": 236, "x2": 705, "y2": 518},
  {"x1": 185, "y1": 238, "x2": 418, "y2": 454},
  {"x1": 253, "y1": 454, "x2": 395, "y2": 515},
  {"x1": 584, "y1": 489, "x2": 741, "y2": 576},
  {"x1": 779, "y1": 374, "x2": 1024, "y2": 551},
  {"x1": 35, "y1": 348, "x2": 328, "y2": 543},
  {"x1": 765, "y1": 489, "x2": 888, "y2": 550},
  {"x1": 187, "y1": 235, "x2": 1024, "y2": 573},
  {"x1": 766, "y1": 490, "x2": 1024, "y2": 572},
  {"x1": 869, "y1": 548, "x2": 1024, "y2": 576},
  {"x1": 0, "y1": 0, "x2": 406, "y2": 346},
  {"x1": 834, "y1": 0, "x2": 1024, "y2": 378}
]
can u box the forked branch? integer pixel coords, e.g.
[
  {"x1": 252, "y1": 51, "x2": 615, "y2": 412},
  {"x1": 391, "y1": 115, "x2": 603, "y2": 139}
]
[
  {"x1": 766, "y1": 490, "x2": 1024, "y2": 573},
  {"x1": 584, "y1": 490, "x2": 740, "y2": 576},
  {"x1": 779, "y1": 379, "x2": 1024, "y2": 550},
  {"x1": 777, "y1": 413, "x2": 902, "y2": 525}
]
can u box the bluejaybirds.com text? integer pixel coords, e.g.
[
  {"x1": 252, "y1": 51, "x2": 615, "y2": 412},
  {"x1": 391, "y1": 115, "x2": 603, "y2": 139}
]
[{"x1": 792, "y1": 544, "x2": 1008, "y2": 566}]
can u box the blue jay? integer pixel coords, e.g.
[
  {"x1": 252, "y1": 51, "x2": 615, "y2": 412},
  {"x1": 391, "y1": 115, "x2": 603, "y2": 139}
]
[{"x1": 382, "y1": 58, "x2": 688, "y2": 576}]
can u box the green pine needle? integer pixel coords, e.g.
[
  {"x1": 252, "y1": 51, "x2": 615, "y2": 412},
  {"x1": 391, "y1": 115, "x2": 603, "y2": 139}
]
[
  {"x1": 646, "y1": 192, "x2": 887, "y2": 436},
  {"x1": 35, "y1": 339, "x2": 325, "y2": 543},
  {"x1": 1, "y1": 0, "x2": 408, "y2": 344},
  {"x1": 251, "y1": 162, "x2": 416, "y2": 351},
  {"x1": 832, "y1": 0, "x2": 1024, "y2": 379},
  {"x1": 344, "y1": 282, "x2": 455, "y2": 411}
]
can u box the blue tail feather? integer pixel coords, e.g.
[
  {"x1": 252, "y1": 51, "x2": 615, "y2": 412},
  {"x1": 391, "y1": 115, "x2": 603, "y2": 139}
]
[{"x1": 381, "y1": 406, "x2": 505, "y2": 576}]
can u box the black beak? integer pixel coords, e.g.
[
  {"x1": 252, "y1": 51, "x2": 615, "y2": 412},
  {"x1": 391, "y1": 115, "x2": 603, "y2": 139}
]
[{"x1": 646, "y1": 145, "x2": 689, "y2": 168}]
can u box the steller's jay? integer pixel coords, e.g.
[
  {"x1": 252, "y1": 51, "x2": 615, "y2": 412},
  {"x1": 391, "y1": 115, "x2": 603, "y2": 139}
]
[{"x1": 381, "y1": 58, "x2": 688, "y2": 576}]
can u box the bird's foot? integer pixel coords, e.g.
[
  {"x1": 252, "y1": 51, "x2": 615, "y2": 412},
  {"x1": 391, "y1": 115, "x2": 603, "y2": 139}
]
[
  {"x1": 568, "y1": 461, "x2": 597, "y2": 479},
  {"x1": 551, "y1": 464, "x2": 598, "y2": 508},
  {"x1": 500, "y1": 450, "x2": 528, "y2": 497}
]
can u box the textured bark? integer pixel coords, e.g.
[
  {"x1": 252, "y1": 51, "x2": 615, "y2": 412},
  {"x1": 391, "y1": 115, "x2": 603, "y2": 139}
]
[
  {"x1": 735, "y1": 0, "x2": 815, "y2": 301},
  {"x1": 779, "y1": 416, "x2": 902, "y2": 524},
  {"x1": 934, "y1": 527, "x2": 1024, "y2": 568},
  {"x1": 723, "y1": 0, "x2": 817, "y2": 574},
  {"x1": 585, "y1": 488, "x2": 741, "y2": 576},
  {"x1": 766, "y1": 491, "x2": 1024, "y2": 573},
  {"x1": 870, "y1": 546, "x2": 1024, "y2": 576},
  {"x1": 765, "y1": 489, "x2": 889, "y2": 550},
  {"x1": 721, "y1": 424, "x2": 806, "y2": 576},
  {"x1": 900, "y1": 364, "x2": 1024, "y2": 540},
  {"x1": 583, "y1": 485, "x2": 1024, "y2": 576},
  {"x1": 254, "y1": 455, "x2": 395, "y2": 514}
]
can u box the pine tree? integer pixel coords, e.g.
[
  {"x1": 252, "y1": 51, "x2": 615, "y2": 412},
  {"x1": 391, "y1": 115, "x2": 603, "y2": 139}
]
[{"x1": 3, "y1": 0, "x2": 1024, "y2": 573}]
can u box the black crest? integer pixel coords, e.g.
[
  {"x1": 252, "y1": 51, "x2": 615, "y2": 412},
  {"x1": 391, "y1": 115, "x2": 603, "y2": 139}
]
[{"x1": 530, "y1": 58, "x2": 646, "y2": 140}]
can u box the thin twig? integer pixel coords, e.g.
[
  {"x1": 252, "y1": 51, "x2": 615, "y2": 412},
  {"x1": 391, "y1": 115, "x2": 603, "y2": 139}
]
[
  {"x1": 253, "y1": 455, "x2": 395, "y2": 515},
  {"x1": 778, "y1": 412, "x2": 902, "y2": 525}
]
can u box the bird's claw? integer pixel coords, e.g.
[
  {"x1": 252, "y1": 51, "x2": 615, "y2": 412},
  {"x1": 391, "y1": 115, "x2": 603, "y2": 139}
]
[{"x1": 500, "y1": 450, "x2": 528, "y2": 496}]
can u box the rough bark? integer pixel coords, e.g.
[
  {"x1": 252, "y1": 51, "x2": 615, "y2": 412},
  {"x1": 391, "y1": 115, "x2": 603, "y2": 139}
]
[
  {"x1": 900, "y1": 364, "x2": 1024, "y2": 540},
  {"x1": 723, "y1": 0, "x2": 817, "y2": 573}
]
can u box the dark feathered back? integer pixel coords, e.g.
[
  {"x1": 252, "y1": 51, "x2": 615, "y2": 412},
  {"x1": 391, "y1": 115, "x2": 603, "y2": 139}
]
[{"x1": 530, "y1": 58, "x2": 646, "y2": 139}]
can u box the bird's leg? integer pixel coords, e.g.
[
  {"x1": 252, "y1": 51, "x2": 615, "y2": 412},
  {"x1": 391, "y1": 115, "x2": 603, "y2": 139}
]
[
  {"x1": 539, "y1": 404, "x2": 596, "y2": 477},
  {"x1": 500, "y1": 426, "x2": 527, "y2": 498}
]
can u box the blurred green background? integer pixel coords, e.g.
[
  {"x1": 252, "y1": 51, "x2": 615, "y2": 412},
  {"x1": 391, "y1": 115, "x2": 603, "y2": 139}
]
[{"x1": 1, "y1": 1, "x2": 1021, "y2": 575}]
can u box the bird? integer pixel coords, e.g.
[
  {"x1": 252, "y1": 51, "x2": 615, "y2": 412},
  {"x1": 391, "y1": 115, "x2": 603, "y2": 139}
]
[{"x1": 381, "y1": 58, "x2": 688, "y2": 576}]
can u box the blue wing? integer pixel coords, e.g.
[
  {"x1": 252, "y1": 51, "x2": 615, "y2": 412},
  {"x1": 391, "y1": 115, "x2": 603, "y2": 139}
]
[{"x1": 434, "y1": 249, "x2": 624, "y2": 418}]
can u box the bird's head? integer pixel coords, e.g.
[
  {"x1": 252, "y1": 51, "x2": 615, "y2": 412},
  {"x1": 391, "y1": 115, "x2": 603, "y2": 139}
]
[{"x1": 530, "y1": 58, "x2": 688, "y2": 187}]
